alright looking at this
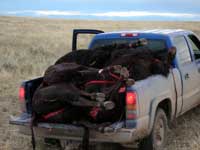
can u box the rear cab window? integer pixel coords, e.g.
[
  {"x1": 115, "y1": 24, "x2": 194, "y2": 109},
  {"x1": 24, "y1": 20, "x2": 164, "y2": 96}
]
[{"x1": 90, "y1": 37, "x2": 167, "y2": 53}]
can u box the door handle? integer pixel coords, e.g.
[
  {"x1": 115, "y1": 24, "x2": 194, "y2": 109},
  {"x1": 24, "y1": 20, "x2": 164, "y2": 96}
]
[{"x1": 184, "y1": 73, "x2": 190, "y2": 80}]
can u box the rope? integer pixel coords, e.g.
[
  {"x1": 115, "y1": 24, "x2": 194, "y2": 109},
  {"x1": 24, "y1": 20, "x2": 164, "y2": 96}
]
[
  {"x1": 81, "y1": 126, "x2": 90, "y2": 150},
  {"x1": 85, "y1": 80, "x2": 115, "y2": 86},
  {"x1": 30, "y1": 114, "x2": 36, "y2": 150}
]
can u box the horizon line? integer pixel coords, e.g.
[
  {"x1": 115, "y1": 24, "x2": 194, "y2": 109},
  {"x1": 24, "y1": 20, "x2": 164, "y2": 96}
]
[{"x1": 1, "y1": 10, "x2": 200, "y2": 21}]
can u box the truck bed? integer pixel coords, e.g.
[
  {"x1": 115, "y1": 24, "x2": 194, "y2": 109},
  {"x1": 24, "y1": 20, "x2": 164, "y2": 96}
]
[{"x1": 13, "y1": 76, "x2": 137, "y2": 144}]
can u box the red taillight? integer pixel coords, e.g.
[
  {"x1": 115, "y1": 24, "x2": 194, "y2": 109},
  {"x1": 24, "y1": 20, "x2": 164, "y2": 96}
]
[
  {"x1": 19, "y1": 86, "x2": 25, "y2": 102},
  {"x1": 126, "y1": 91, "x2": 137, "y2": 120},
  {"x1": 126, "y1": 92, "x2": 137, "y2": 105},
  {"x1": 19, "y1": 85, "x2": 26, "y2": 112}
]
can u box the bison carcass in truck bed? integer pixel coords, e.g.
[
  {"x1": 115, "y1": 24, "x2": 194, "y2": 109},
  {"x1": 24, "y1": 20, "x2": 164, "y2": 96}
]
[{"x1": 32, "y1": 40, "x2": 174, "y2": 125}]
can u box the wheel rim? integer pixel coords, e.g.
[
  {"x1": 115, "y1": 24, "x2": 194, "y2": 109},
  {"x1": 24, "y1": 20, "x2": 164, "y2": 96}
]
[{"x1": 154, "y1": 118, "x2": 165, "y2": 146}]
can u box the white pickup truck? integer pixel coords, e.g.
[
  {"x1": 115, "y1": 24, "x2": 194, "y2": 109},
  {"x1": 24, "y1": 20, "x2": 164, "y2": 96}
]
[{"x1": 10, "y1": 29, "x2": 200, "y2": 150}]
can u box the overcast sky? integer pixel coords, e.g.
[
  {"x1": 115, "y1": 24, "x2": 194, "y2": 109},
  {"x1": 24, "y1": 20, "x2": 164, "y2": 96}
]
[{"x1": 0, "y1": 0, "x2": 200, "y2": 21}]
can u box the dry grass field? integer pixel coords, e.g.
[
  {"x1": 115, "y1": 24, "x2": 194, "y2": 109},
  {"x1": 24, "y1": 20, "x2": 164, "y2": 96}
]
[{"x1": 0, "y1": 16, "x2": 199, "y2": 150}]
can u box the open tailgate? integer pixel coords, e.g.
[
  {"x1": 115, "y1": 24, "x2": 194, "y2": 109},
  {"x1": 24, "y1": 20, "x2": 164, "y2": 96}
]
[{"x1": 10, "y1": 113, "x2": 137, "y2": 143}]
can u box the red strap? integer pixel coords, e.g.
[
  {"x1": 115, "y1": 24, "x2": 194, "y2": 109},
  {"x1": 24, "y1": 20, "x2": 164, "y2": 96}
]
[
  {"x1": 89, "y1": 107, "x2": 100, "y2": 120},
  {"x1": 153, "y1": 59, "x2": 161, "y2": 63},
  {"x1": 118, "y1": 86, "x2": 126, "y2": 93},
  {"x1": 109, "y1": 71, "x2": 122, "y2": 80},
  {"x1": 42, "y1": 108, "x2": 65, "y2": 120},
  {"x1": 85, "y1": 80, "x2": 115, "y2": 86}
]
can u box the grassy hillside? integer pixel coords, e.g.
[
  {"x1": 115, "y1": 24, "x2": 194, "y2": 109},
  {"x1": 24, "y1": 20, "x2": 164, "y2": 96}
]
[{"x1": 0, "y1": 16, "x2": 199, "y2": 150}]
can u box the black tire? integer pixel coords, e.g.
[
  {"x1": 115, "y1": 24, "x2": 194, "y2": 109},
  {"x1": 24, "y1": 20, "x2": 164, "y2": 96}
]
[
  {"x1": 95, "y1": 142, "x2": 122, "y2": 150},
  {"x1": 139, "y1": 108, "x2": 168, "y2": 150}
]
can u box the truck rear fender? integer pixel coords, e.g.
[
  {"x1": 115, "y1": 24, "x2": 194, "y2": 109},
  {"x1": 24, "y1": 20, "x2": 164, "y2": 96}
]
[{"x1": 148, "y1": 98, "x2": 173, "y2": 133}]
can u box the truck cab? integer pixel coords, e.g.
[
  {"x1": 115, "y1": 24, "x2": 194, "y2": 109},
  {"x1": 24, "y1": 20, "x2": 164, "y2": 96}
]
[
  {"x1": 169, "y1": 31, "x2": 200, "y2": 114},
  {"x1": 10, "y1": 29, "x2": 200, "y2": 150}
]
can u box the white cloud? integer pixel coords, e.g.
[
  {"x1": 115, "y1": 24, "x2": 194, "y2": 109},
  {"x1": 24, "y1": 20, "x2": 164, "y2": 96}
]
[
  {"x1": 5, "y1": 10, "x2": 200, "y2": 18},
  {"x1": 91, "y1": 11, "x2": 198, "y2": 18},
  {"x1": 7, "y1": 10, "x2": 81, "y2": 16},
  {"x1": 34, "y1": 10, "x2": 81, "y2": 16}
]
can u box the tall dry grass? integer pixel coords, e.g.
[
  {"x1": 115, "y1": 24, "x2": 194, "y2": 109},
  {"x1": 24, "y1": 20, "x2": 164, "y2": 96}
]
[{"x1": 0, "y1": 16, "x2": 199, "y2": 150}]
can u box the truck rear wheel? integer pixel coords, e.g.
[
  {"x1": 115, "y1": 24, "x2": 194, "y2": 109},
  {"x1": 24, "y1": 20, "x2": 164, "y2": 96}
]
[{"x1": 139, "y1": 108, "x2": 168, "y2": 150}]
